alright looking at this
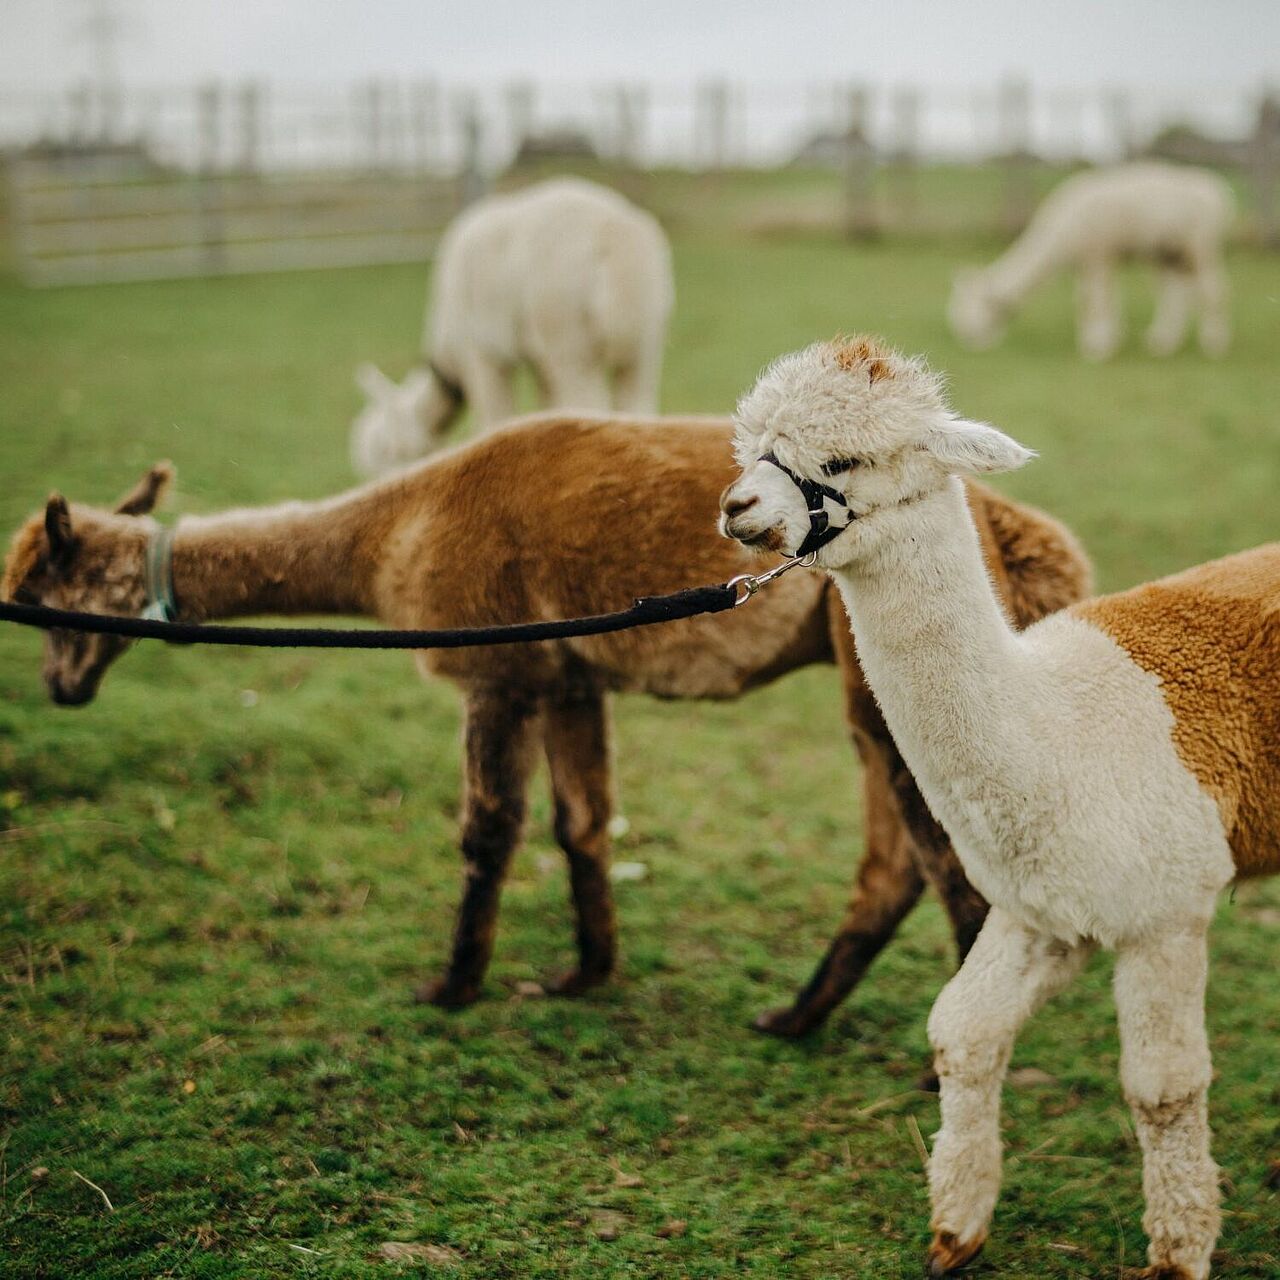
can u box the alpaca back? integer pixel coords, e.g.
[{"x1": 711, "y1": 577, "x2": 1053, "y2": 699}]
[
  {"x1": 1073, "y1": 543, "x2": 1280, "y2": 877},
  {"x1": 373, "y1": 415, "x2": 832, "y2": 696},
  {"x1": 1030, "y1": 162, "x2": 1234, "y2": 261},
  {"x1": 426, "y1": 179, "x2": 672, "y2": 375}
]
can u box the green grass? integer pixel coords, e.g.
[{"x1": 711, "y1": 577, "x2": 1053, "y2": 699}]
[{"x1": 2, "y1": 217, "x2": 1279, "y2": 1278}]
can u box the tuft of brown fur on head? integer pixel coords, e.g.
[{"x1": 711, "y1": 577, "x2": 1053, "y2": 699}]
[
  {"x1": 829, "y1": 334, "x2": 895, "y2": 384},
  {"x1": 2, "y1": 514, "x2": 48, "y2": 602}
]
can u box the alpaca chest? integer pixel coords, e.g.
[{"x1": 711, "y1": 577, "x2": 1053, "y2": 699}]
[{"x1": 892, "y1": 614, "x2": 1237, "y2": 946}]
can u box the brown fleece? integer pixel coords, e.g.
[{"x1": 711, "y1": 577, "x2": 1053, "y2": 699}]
[
  {"x1": 4, "y1": 414, "x2": 1092, "y2": 1016},
  {"x1": 829, "y1": 334, "x2": 895, "y2": 383},
  {"x1": 1074, "y1": 544, "x2": 1280, "y2": 878}
]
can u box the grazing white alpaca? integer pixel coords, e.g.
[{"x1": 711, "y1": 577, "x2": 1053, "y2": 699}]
[
  {"x1": 948, "y1": 162, "x2": 1234, "y2": 359},
  {"x1": 351, "y1": 177, "x2": 674, "y2": 476},
  {"x1": 720, "y1": 335, "x2": 1279, "y2": 1279}
]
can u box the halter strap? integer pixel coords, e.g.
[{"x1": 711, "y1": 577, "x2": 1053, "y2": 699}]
[
  {"x1": 140, "y1": 523, "x2": 178, "y2": 623},
  {"x1": 760, "y1": 451, "x2": 853, "y2": 557}
]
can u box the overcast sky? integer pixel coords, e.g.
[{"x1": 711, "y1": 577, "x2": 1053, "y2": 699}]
[{"x1": 2, "y1": 0, "x2": 1278, "y2": 90}]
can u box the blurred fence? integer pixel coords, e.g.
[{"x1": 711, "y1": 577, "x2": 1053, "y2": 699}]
[{"x1": 3, "y1": 77, "x2": 1277, "y2": 284}]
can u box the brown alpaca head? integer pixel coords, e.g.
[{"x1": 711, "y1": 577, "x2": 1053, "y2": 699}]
[{"x1": 2, "y1": 463, "x2": 174, "y2": 707}]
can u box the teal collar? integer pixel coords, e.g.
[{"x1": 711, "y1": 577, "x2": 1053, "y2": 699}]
[{"x1": 140, "y1": 523, "x2": 178, "y2": 623}]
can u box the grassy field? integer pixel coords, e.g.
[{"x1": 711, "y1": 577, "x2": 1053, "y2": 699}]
[{"x1": 1, "y1": 213, "x2": 1279, "y2": 1279}]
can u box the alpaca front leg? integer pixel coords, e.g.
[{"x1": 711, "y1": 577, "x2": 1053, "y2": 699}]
[
  {"x1": 1114, "y1": 930, "x2": 1219, "y2": 1280},
  {"x1": 1146, "y1": 267, "x2": 1194, "y2": 356},
  {"x1": 1076, "y1": 258, "x2": 1121, "y2": 360},
  {"x1": 544, "y1": 687, "x2": 617, "y2": 996},
  {"x1": 926, "y1": 910, "x2": 1092, "y2": 1275},
  {"x1": 417, "y1": 688, "x2": 539, "y2": 1008}
]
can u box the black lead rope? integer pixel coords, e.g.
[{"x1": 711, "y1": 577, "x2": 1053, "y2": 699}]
[{"x1": 0, "y1": 584, "x2": 740, "y2": 651}]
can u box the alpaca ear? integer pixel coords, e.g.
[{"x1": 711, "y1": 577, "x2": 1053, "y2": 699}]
[
  {"x1": 356, "y1": 362, "x2": 394, "y2": 400},
  {"x1": 923, "y1": 418, "x2": 1035, "y2": 475},
  {"x1": 45, "y1": 494, "x2": 74, "y2": 566},
  {"x1": 115, "y1": 460, "x2": 175, "y2": 515}
]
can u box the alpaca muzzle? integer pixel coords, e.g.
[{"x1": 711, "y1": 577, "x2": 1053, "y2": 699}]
[{"x1": 759, "y1": 452, "x2": 854, "y2": 557}]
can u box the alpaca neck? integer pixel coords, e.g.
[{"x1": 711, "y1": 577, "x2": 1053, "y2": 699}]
[
  {"x1": 985, "y1": 218, "x2": 1070, "y2": 308},
  {"x1": 168, "y1": 490, "x2": 392, "y2": 621},
  {"x1": 829, "y1": 480, "x2": 1031, "y2": 786}
]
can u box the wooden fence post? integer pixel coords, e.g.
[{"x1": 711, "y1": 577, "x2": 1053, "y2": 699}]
[
  {"x1": 888, "y1": 85, "x2": 920, "y2": 232},
  {"x1": 98, "y1": 81, "x2": 122, "y2": 144},
  {"x1": 196, "y1": 82, "x2": 225, "y2": 273},
  {"x1": 237, "y1": 80, "x2": 262, "y2": 175},
  {"x1": 842, "y1": 84, "x2": 877, "y2": 240},
  {"x1": 698, "y1": 79, "x2": 730, "y2": 169},
  {"x1": 1252, "y1": 93, "x2": 1280, "y2": 250},
  {"x1": 506, "y1": 80, "x2": 535, "y2": 159},
  {"x1": 997, "y1": 77, "x2": 1033, "y2": 235},
  {"x1": 1104, "y1": 87, "x2": 1135, "y2": 161},
  {"x1": 410, "y1": 79, "x2": 440, "y2": 174},
  {"x1": 358, "y1": 78, "x2": 386, "y2": 172},
  {"x1": 613, "y1": 83, "x2": 645, "y2": 166},
  {"x1": 69, "y1": 82, "x2": 93, "y2": 146},
  {"x1": 456, "y1": 96, "x2": 485, "y2": 207},
  {"x1": 8, "y1": 159, "x2": 37, "y2": 284}
]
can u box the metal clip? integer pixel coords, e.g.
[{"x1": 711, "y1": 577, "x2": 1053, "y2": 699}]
[{"x1": 727, "y1": 552, "x2": 818, "y2": 606}]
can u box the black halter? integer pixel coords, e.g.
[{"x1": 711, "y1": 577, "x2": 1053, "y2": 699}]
[{"x1": 760, "y1": 452, "x2": 855, "y2": 557}]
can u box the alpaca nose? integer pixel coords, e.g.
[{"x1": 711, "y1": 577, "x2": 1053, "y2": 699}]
[{"x1": 719, "y1": 486, "x2": 757, "y2": 519}]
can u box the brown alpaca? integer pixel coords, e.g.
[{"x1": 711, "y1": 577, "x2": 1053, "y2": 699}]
[{"x1": 3, "y1": 415, "x2": 1091, "y2": 1030}]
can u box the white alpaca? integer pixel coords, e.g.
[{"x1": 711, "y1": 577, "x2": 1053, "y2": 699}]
[
  {"x1": 948, "y1": 162, "x2": 1234, "y2": 360},
  {"x1": 720, "y1": 336, "x2": 1278, "y2": 1279},
  {"x1": 351, "y1": 177, "x2": 674, "y2": 476}
]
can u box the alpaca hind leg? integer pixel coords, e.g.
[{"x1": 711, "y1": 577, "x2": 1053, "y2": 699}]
[
  {"x1": 612, "y1": 336, "x2": 664, "y2": 414},
  {"x1": 1077, "y1": 259, "x2": 1122, "y2": 360},
  {"x1": 542, "y1": 361, "x2": 613, "y2": 414},
  {"x1": 755, "y1": 744, "x2": 924, "y2": 1037},
  {"x1": 1146, "y1": 266, "x2": 1195, "y2": 356},
  {"x1": 461, "y1": 354, "x2": 517, "y2": 429},
  {"x1": 1114, "y1": 930, "x2": 1219, "y2": 1280},
  {"x1": 926, "y1": 911, "x2": 1093, "y2": 1275},
  {"x1": 417, "y1": 687, "x2": 539, "y2": 1008},
  {"x1": 543, "y1": 684, "x2": 617, "y2": 995},
  {"x1": 1193, "y1": 254, "x2": 1230, "y2": 357}
]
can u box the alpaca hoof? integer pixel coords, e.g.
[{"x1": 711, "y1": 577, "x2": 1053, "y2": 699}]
[
  {"x1": 1124, "y1": 1267, "x2": 1195, "y2": 1280},
  {"x1": 926, "y1": 1231, "x2": 985, "y2": 1276},
  {"x1": 414, "y1": 977, "x2": 481, "y2": 1009},
  {"x1": 752, "y1": 1004, "x2": 821, "y2": 1038},
  {"x1": 545, "y1": 967, "x2": 610, "y2": 997}
]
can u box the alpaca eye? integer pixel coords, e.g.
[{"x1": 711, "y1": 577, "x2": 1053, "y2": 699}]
[{"x1": 820, "y1": 457, "x2": 862, "y2": 476}]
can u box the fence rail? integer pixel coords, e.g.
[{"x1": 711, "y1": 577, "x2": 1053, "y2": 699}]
[
  {"x1": 9, "y1": 158, "x2": 465, "y2": 286},
  {"x1": 4, "y1": 78, "x2": 1278, "y2": 285}
]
